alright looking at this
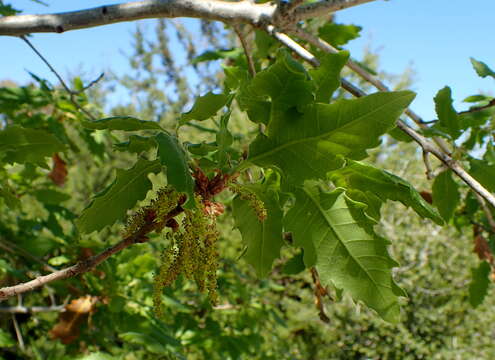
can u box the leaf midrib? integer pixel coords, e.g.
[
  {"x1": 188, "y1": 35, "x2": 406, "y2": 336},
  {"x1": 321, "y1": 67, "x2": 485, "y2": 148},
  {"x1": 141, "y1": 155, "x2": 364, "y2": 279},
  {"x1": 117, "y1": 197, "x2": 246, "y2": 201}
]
[
  {"x1": 248, "y1": 93, "x2": 410, "y2": 165},
  {"x1": 303, "y1": 188, "x2": 390, "y2": 299}
]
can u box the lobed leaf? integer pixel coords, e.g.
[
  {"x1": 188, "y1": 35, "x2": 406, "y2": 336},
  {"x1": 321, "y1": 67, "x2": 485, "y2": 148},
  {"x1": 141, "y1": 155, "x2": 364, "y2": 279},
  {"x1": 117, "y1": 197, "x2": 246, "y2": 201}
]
[
  {"x1": 76, "y1": 158, "x2": 162, "y2": 234},
  {"x1": 180, "y1": 92, "x2": 229, "y2": 124},
  {"x1": 247, "y1": 91, "x2": 415, "y2": 185},
  {"x1": 331, "y1": 160, "x2": 443, "y2": 224},
  {"x1": 114, "y1": 135, "x2": 157, "y2": 154},
  {"x1": 155, "y1": 133, "x2": 195, "y2": 208},
  {"x1": 0, "y1": 125, "x2": 64, "y2": 167},
  {"x1": 284, "y1": 184, "x2": 405, "y2": 322},
  {"x1": 470, "y1": 58, "x2": 495, "y2": 80},
  {"x1": 81, "y1": 116, "x2": 164, "y2": 131},
  {"x1": 432, "y1": 170, "x2": 459, "y2": 222},
  {"x1": 433, "y1": 86, "x2": 460, "y2": 139},
  {"x1": 468, "y1": 261, "x2": 491, "y2": 308},
  {"x1": 232, "y1": 184, "x2": 284, "y2": 277},
  {"x1": 309, "y1": 51, "x2": 349, "y2": 103}
]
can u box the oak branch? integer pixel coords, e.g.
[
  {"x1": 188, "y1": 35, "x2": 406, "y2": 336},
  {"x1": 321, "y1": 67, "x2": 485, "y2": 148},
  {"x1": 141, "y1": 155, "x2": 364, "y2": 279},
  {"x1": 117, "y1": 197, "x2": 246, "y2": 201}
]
[{"x1": 0, "y1": 0, "x2": 373, "y2": 36}]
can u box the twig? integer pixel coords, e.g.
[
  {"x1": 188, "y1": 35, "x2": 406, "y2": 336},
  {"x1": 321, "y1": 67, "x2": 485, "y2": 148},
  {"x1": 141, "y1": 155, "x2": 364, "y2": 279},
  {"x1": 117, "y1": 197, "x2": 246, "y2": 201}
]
[
  {"x1": 310, "y1": 267, "x2": 330, "y2": 323},
  {"x1": 422, "y1": 150, "x2": 434, "y2": 180},
  {"x1": 474, "y1": 192, "x2": 495, "y2": 233},
  {"x1": 293, "y1": 0, "x2": 376, "y2": 21},
  {"x1": 234, "y1": 25, "x2": 256, "y2": 77},
  {"x1": 0, "y1": 204, "x2": 184, "y2": 300},
  {"x1": 78, "y1": 72, "x2": 105, "y2": 93},
  {"x1": 421, "y1": 98, "x2": 495, "y2": 124},
  {"x1": 11, "y1": 314, "x2": 25, "y2": 351},
  {"x1": 20, "y1": 36, "x2": 96, "y2": 120},
  {"x1": 0, "y1": 304, "x2": 66, "y2": 313},
  {"x1": 267, "y1": 27, "x2": 495, "y2": 209}
]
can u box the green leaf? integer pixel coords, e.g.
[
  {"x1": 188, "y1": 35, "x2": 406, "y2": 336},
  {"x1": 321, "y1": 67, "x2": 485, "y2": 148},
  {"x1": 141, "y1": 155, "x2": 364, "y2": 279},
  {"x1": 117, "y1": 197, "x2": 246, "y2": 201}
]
[
  {"x1": 331, "y1": 160, "x2": 443, "y2": 224},
  {"x1": 114, "y1": 135, "x2": 157, "y2": 154},
  {"x1": 463, "y1": 94, "x2": 491, "y2": 103},
  {"x1": 284, "y1": 185, "x2": 405, "y2": 322},
  {"x1": 470, "y1": 58, "x2": 495, "y2": 79},
  {"x1": 309, "y1": 51, "x2": 349, "y2": 103},
  {"x1": 33, "y1": 189, "x2": 71, "y2": 205},
  {"x1": 155, "y1": 133, "x2": 195, "y2": 208},
  {"x1": 0, "y1": 328, "x2": 15, "y2": 347},
  {"x1": 247, "y1": 91, "x2": 415, "y2": 185},
  {"x1": 434, "y1": 86, "x2": 460, "y2": 139},
  {"x1": 470, "y1": 159, "x2": 495, "y2": 193},
  {"x1": 180, "y1": 92, "x2": 229, "y2": 124},
  {"x1": 48, "y1": 255, "x2": 70, "y2": 266},
  {"x1": 233, "y1": 184, "x2": 284, "y2": 277},
  {"x1": 469, "y1": 261, "x2": 491, "y2": 308},
  {"x1": 191, "y1": 48, "x2": 243, "y2": 65},
  {"x1": 249, "y1": 51, "x2": 314, "y2": 134},
  {"x1": 76, "y1": 158, "x2": 162, "y2": 234},
  {"x1": 0, "y1": 180, "x2": 20, "y2": 209},
  {"x1": 318, "y1": 23, "x2": 362, "y2": 47},
  {"x1": 432, "y1": 170, "x2": 460, "y2": 222},
  {"x1": 81, "y1": 116, "x2": 164, "y2": 131},
  {"x1": 282, "y1": 251, "x2": 306, "y2": 275},
  {"x1": 0, "y1": 125, "x2": 64, "y2": 166}
]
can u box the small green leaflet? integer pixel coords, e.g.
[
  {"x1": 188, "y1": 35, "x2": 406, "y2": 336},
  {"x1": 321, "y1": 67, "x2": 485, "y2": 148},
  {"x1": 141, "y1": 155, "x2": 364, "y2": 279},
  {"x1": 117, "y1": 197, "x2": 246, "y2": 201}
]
[
  {"x1": 433, "y1": 86, "x2": 460, "y2": 139},
  {"x1": 470, "y1": 58, "x2": 495, "y2": 80},
  {"x1": 232, "y1": 184, "x2": 284, "y2": 278},
  {"x1": 114, "y1": 135, "x2": 157, "y2": 154},
  {"x1": 180, "y1": 92, "x2": 229, "y2": 124},
  {"x1": 0, "y1": 125, "x2": 64, "y2": 167},
  {"x1": 0, "y1": 180, "x2": 20, "y2": 209},
  {"x1": 432, "y1": 170, "x2": 459, "y2": 222},
  {"x1": 155, "y1": 133, "x2": 195, "y2": 208},
  {"x1": 331, "y1": 160, "x2": 443, "y2": 224},
  {"x1": 81, "y1": 116, "x2": 164, "y2": 131},
  {"x1": 247, "y1": 91, "x2": 415, "y2": 185},
  {"x1": 469, "y1": 261, "x2": 491, "y2": 308},
  {"x1": 33, "y1": 189, "x2": 71, "y2": 205},
  {"x1": 470, "y1": 158, "x2": 495, "y2": 193},
  {"x1": 76, "y1": 158, "x2": 162, "y2": 234},
  {"x1": 284, "y1": 184, "x2": 405, "y2": 322},
  {"x1": 191, "y1": 48, "x2": 243, "y2": 65},
  {"x1": 309, "y1": 51, "x2": 349, "y2": 103},
  {"x1": 318, "y1": 23, "x2": 362, "y2": 47}
]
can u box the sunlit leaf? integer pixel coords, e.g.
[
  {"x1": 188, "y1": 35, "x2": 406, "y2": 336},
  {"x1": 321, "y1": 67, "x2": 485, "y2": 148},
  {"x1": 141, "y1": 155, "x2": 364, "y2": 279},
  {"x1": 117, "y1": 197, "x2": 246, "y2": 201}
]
[
  {"x1": 180, "y1": 92, "x2": 229, "y2": 124},
  {"x1": 76, "y1": 158, "x2": 162, "y2": 234},
  {"x1": 331, "y1": 160, "x2": 443, "y2": 224},
  {"x1": 233, "y1": 184, "x2": 284, "y2": 277},
  {"x1": 284, "y1": 184, "x2": 405, "y2": 322},
  {"x1": 155, "y1": 133, "x2": 195, "y2": 208},
  {"x1": 432, "y1": 170, "x2": 459, "y2": 222},
  {"x1": 82, "y1": 116, "x2": 164, "y2": 131},
  {"x1": 469, "y1": 261, "x2": 491, "y2": 308},
  {"x1": 0, "y1": 125, "x2": 64, "y2": 167}
]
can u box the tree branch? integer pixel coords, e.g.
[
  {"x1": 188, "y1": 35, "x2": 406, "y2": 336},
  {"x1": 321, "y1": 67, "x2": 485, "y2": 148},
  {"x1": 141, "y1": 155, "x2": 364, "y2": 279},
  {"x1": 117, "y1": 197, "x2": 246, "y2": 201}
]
[
  {"x1": 294, "y1": 0, "x2": 376, "y2": 21},
  {"x1": 0, "y1": 0, "x2": 377, "y2": 37},
  {"x1": 0, "y1": 0, "x2": 276, "y2": 36},
  {"x1": 0, "y1": 204, "x2": 184, "y2": 301},
  {"x1": 21, "y1": 36, "x2": 97, "y2": 120}
]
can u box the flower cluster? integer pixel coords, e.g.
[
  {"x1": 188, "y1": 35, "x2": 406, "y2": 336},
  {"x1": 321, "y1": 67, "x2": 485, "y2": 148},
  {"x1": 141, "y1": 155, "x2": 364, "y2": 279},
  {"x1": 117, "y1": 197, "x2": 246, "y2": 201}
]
[
  {"x1": 229, "y1": 184, "x2": 267, "y2": 221},
  {"x1": 153, "y1": 195, "x2": 220, "y2": 316}
]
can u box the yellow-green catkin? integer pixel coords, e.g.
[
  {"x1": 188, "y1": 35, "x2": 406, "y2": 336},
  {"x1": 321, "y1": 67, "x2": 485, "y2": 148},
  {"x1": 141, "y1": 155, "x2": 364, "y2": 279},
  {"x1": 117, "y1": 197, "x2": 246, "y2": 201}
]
[
  {"x1": 153, "y1": 195, "x2": 221, "y2": 316},
  {"x1": 229, "y1": 184, "x2": 267, "y2": 221},
  {"x1": 124, "y1": 186, "x2": 180, "y2": 238}
]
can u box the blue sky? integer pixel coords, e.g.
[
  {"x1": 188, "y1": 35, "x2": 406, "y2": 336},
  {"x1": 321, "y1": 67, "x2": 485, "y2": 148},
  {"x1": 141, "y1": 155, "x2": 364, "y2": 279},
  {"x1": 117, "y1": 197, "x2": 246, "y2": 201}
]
[{"x1": 1, "y1": 0, "x2": 494, "y2": 120}]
